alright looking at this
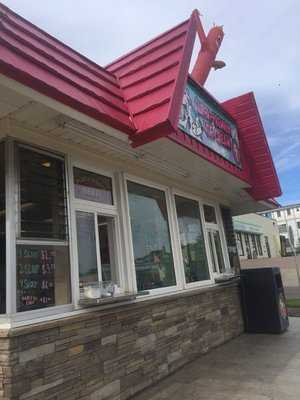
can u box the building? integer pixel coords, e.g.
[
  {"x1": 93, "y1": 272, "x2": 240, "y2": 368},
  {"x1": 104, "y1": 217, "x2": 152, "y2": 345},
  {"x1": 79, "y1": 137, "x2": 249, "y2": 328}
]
[
  {"x1": 260, "y1": 204, "x2": 300, "y2": 254},
  {"x1": 0, "y1": 4, "x2": 281, "y2": 400},
  {"x1": 233, "y1": 213, "x2": 282, "y2": 260}
]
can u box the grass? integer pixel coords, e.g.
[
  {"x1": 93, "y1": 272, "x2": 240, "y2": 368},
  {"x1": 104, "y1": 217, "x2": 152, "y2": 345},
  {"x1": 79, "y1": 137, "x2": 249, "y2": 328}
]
[{"x1": 286, "y1": 298, "x2": 300, "y2": 308}]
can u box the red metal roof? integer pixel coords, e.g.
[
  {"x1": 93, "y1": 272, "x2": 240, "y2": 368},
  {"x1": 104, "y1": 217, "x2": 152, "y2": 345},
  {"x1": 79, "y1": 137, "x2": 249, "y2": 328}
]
[
  {"x1": 0, "y1": 3, "x2": 281, "y2": 202},
  {"x1": 106, "y1": 11, "x2": 201, "y2": 145},
  {"x1": 222, "y1": 92, "x2": 282, "y2": 200},
  {"x1": 0, "y1": 2, "x2": 134, "y2": 133}
]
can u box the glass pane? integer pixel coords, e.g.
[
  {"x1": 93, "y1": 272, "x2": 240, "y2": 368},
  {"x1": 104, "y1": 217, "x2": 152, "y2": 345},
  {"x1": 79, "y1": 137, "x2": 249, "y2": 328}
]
[
  {"x1": 213, "y1": 231, "x2": 226, "y2": 273},
  {"x1": 175, "y1": 195, "x2": 210, "y2": 283},
  {"x1": 18, "y1": 146, "x2": 68, "y2": 240},
  {"x1": 203, "y1": 205, "x2": 217, "y2": 224},
  {"x1": 256, "y1": 235, "x2": 263, "y2": 256},
  {"x1": 236, "y1": 233, "x2": 244, "y2": 256},
  {"x1": 127, "y1": 181, "x2": 176, "y2": 291},
  {"x1": 251, "y1": 234, "x2": 258, "y2": 259},
  {"x1": 208, "y1": 231, "x2": 217, "y2": 273},
  {"x1": 0, "y1": 143, "x2": 5, "y2": 313},
  {"x1": 98, "y1": 216, "x2": 117, "y2": 282},
  {"x1": 74, "y1": 167, "x2": 113, "y2": 205},
  {"x1": 76, "y1": 211, "x2": 98, "y2": 285},
  {"x1": 16, "y1": 244, "x2": 71, "y2": 312}
]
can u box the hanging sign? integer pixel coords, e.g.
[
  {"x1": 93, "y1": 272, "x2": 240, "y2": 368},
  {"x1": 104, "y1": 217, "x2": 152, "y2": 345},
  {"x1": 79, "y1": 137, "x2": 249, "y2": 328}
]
[{"x1": 178, "y1": 82, "x2": 242, "y2": 168}]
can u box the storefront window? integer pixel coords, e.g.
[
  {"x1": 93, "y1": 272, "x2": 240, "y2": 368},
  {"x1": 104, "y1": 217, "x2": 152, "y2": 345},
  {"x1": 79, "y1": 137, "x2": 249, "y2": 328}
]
[
  {"x1": 175, "y1": 195, "x2": 210, "y2": 283},
  {"x1": 76, "y1": 211, "x2": 98, "y2": 285},
  {"x1": 203, "y1": 204, "x2": 217, "y2": 224},
  {"x1": 203, "y1": 204, "x2": 227, "y2": 274},
  {"x1": 18, "y1": 147, "x2": 68, "y2": 240},
  {"x1": 74, "y1": 167, "x2": 113, "y2": 205},
  {"x1": 208, "y1": 230, "x2": 226, "y2": 274},
  {"x1": 98, "y1": 215, "x2": 117, "y2": 282},
  {"x1": 250, "y1": 234, "x2": 258, "y2": 259},
  {"x1": 0, "y1": 143, "x2": 5, "y2": 313},
  {"x1": 236, "y1": 232, "x2": 244, "y2": 256},
  {"x1": 244, "y1": 233, "x2": 252, "y2": 259},
  {"x1": 76, "y1": 211, "x2": 118, "y2": 286},
  {"x1": 127, "y1": 181, "x2": 176, "y2": 291},
  {"x1": 213, "y1": 230, "x2": 226, "y2": 273},
  {"x1": 16, "y1": 145, "x2": 71, "y2": 312},
  {"x1": 74, "y1": 168, "x2": 119, "y2": 290},
  {"x1": 256, "y1": 235, "x2": 263, "y2": 256}
]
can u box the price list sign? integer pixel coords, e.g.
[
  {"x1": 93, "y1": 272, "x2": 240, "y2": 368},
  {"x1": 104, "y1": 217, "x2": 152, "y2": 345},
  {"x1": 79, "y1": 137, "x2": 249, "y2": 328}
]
[{"x1": 17, "y1": 245, "x2": 55, "y2": 311}]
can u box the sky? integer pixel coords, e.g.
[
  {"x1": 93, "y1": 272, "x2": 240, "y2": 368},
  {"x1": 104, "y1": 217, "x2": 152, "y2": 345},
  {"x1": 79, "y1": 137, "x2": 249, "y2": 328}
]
[{"x1": 2, "y1": 0, "x2": 300, "y2": 205}]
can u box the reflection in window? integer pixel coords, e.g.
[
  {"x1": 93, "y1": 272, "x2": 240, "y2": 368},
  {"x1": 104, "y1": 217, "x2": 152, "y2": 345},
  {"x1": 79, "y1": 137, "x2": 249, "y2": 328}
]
[
  {"x1": 208, "y1": 232, "x2": 217, "y2": 273},
  {"x1": 127, "y1": 181, "x2": 176, "y2": 291},
  {"x1": 244, "y1": 233, "x2": 252, "y2": 259},
  {"x1": 0, "y1": 143, "x2": 5, "y2": 313},
  {"x1": 236, "y1": 232, "x2": 244, "y2": 256},
  {"x1": 16, "y1": 145, "x2": 71, "y2": 312},
  {"x1": 250, "y1": 234, "x2": 258, "y2": 259},
  {"x1": 76, "y1": 212, "x2": 118, "y2": 286},
  {"x1": 175, "y1": 196, "x2": 210, "y2": 283},
  {"x1": 203, "y1": 205, "x2": 217, "y2": 224},
  {"x1": 213, "y1": 231, "x2": 225, "y2": 273},
  {"x1": 74, "y1": 168, "x2": 113, "y2": 205},
  {"x1": 18, "y1": 146, "x2": 68, "y2": 240},
  {"x1": 98, "y1": 215, "x2": 117, "y2": 282},
  {"x1": 208, "y1": 230, "x2": 226, "y2": 274},
  {"x1": 76, "y1": 212, "x2": 98, "y2": 285},
  {"x1": 256, "y1": 235, "x2": 263, "y2": 256}
]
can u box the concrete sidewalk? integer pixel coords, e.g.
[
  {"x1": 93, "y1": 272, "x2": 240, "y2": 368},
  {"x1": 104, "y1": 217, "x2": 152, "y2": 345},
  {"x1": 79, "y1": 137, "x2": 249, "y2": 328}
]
[{"x1": 133, "y1": 318, "x2": 300, "y2": 400}]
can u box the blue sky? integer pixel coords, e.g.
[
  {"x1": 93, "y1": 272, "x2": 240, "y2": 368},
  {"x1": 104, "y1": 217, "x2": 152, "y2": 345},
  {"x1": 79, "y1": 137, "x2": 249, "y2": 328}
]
[{"x1": 2, "y1": 0, "x2": 300, "y2": 205}]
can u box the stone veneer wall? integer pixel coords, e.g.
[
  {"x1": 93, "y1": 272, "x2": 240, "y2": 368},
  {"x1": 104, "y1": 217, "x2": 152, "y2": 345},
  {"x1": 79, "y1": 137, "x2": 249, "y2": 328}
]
[{"x1": 0, "y1": 284, "x2": 243, "y2": 400}]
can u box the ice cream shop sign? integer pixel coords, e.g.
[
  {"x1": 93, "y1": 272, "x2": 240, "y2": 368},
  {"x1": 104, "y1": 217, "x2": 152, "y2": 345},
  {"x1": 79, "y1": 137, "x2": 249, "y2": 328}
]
[{"x1": 179, "y1": 81, "x2": 241, "y2": 168}]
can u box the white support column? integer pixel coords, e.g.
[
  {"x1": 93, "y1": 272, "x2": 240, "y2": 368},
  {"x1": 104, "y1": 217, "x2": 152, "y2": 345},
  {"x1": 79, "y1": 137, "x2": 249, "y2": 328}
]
[{"x1": 5, "y1": 138, "x2": 17, "y2": 314}]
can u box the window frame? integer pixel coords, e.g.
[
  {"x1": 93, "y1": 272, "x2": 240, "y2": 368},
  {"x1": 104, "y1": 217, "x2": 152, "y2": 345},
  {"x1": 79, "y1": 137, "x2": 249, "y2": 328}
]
[
  {"x1": 202, "y1": 201, "x2": 231, "y2": 275},
  {"x1": 0, "y1": 135, "x2": 237, "y2": 323},
  {"x1": 5, "y1": 139, "x2": 74, "y2": 316},
  {"x1": 235, "y1": 232, "x2": 244, "y2": 257},
  {"x1": 256, "y1": 234, "x2": 263, "y2": 256},
  {"x1": 68, "y1": 160, "x2": 124, "y2": 304},
  {"x1": 171, "y1": 189, "x2": 214, "y2": 288},
  {"x1": 124, "y1": 174, "x2": 183, "y2": 295},
  {"x1": 15, "y1": 142, "x2": 69, "y2": 243}
]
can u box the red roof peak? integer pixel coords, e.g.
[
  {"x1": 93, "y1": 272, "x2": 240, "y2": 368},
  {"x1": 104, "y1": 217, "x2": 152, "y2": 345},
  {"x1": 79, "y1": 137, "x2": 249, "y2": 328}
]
[{"x1": 106, "y1": 11, "x2": 203, "y2": 144}]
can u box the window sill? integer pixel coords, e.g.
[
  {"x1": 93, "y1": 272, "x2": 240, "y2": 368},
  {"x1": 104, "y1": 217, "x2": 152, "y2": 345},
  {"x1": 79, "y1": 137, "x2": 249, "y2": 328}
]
[{"x1": 78, "y1": 293, "x2": 136, "y2": 307}]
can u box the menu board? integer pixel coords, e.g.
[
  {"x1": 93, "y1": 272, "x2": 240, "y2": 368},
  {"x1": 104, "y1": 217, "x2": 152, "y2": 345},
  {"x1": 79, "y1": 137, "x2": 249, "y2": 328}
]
[{"x1": 17, "y1": 245, "x2": 55, "y2": 312}]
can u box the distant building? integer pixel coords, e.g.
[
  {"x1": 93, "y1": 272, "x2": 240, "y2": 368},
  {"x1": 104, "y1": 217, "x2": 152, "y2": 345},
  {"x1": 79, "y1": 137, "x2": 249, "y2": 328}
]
[
  {"x1": 260, "y1": 204, "x2": 300, "y2": 254},
  {"x1": 233, "y1": 213, "x2": 282, "y2": 260}
]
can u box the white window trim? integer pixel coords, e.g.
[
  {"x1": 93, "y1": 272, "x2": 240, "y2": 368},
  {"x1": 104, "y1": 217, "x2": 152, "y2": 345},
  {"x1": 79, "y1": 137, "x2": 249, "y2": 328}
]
[
  {"x1": 0, "y1": 136, "x2": 236, "y2": 325},
  {"x1": 4, "y1": 139, "x2": 74, "y2": 317},
  {"x1": 171, "y1": 189, "x2": 214, "y2": 289},
  {"x1": 5, "y1": 139, "x2": 17, "y2": 314},
  {"x1": 68, "y1": 158, "x2": 124, "y2": 306},
  {"x1": 124, "y1": 173, "x2": 183, "y2": 296},
  {"x1": 72, "y1": 161, "x2": 117, "y2": 212},
  {"x1": 203, "y1": 201, "x2": 231, "y2": 275}
]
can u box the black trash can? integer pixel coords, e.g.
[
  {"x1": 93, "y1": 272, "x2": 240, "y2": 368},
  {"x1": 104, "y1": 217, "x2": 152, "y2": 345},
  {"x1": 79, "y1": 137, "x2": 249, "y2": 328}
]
[{"x1": 241, "y1": 267, "x2": 289, "y2": 334}]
